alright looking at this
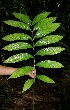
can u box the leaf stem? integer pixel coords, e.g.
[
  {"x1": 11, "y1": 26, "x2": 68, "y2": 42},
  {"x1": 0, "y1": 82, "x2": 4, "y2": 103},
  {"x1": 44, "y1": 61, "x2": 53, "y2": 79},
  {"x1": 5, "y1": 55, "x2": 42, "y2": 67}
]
[{"x1": 32, "y1": 30, "x2": 36, "y2": 110}]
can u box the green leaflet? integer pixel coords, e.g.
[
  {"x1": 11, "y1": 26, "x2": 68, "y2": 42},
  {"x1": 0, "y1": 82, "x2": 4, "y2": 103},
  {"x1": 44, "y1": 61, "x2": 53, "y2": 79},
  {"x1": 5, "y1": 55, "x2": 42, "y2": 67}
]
[
  {"x1": 22, "y1": 79, "x2": 34, "y2": 93},
  {"x1": 35, "y1": 35, "x2": 63, "y2": 46},
  {"x1": 3, "y1": 20, "x2": 30, "y2": 30},
  {"x1": 32, "y1": 12, "x2": 51, "y2": 25},
  {"x1": 2, "y1": 42, "x2": 32, "y2": 51},
  {"x1": 2, "y1": 33, "x2": 32, "y2": 41},
  {"x1": 8, "y1": 66, "x2": 33, "y2": 79},
  {"x1": 33, "y1": 17, "x2": 57, "y2": 31},
  {"x1": 36, "y1": 75, "x2": 55, "y2": 83},
  {"x1": 12, "y1": 12, "x2": 31, "y2": 25},
  {"x1": 34, "y1": 23, "x2": 60, "y2": 38},
  {"x1": 36, "y1": 60, "x2": 64, "y2": 68},
  {"x1": 36, "y1": 47, "x2": 65, "y2": 56},
  {"x1": 3, "y1": 53, "x2": 33, "y2": 63}
]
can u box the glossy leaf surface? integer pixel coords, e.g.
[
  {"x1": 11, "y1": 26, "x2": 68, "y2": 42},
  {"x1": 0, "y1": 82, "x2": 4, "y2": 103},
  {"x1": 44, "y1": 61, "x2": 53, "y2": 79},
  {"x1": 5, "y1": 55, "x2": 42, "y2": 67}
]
[
  {"x1": 34, "y1": 23, "x2": 60, "y2": 38},
  {"x1": 36, "y1": 60, "x2": 64, "y2": 68},
  {"x1": 3, "y1": 53, "x2": 33, "y2": 63},
  {"x1": 2, "y1": 33, "x2": 32, "y2": 41},
  {"x1": 36, "y1": 47, "x2": 65, "y2": 56},
  {"x1": 35, "y1": 35, "x2": 63, "y2": 46},
  {"x1": 2, "y1": 42, "x2": 32, "y2": 51},
  {"x1": 33, "y1": 17, "x2": 57, "y2": 31},
  {"x1": 12, "y1": 12, "x2": 31, "y2": 25},
  {"x1": 3, "y1": 20, "x2": 30, "y2": 30},
  {"x1": 22, "y1": 79, "x2": 34, "y2": 92},
  {"x1": 8, "y1": 66, "x2": 33, "y2": 79},
  {"x1": 36, "y1": 75, "x2": 55, "y2": 83},
  {"x1": 32, "y1": 12, "x2": 51, "y2": 25}
]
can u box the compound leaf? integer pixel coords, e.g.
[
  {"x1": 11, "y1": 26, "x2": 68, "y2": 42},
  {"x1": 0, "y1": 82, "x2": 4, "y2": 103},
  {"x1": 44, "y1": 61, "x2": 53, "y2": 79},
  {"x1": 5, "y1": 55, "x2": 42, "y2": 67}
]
[
  {"x1": 2, "y1": 42, "x2": 32, "y2": 51},
  {"x1": 36, "y1": 60, "x2": 64, "y2": 68},
  {"x1": 3, "y1": 20, "x2": 30, "y2": 30},
  {"x1": 36, "y1": 47, "x2": 65, "y2": 56},
  {"x1": 2, "y1": 33, "x2": 32, "y2": 41},
  {"x1": 36, "y1": 75, "x2": 55, "y2": 83},
  {"x1": 1, "y1": 11, "x2": 65, "y2": 93},
  {"x1": 3, "y1": 53, "x2": 33, "y2": 63},
  {"x1": 35, "y1": 35, "x2": 63, "y2": 46},
  {"x1": 8, "y1": 66, "x2": 33, "y2": 79},
  {"x1": 22, "y1": 79, "x2": 34, "y2": 92},
  {"x1": 12, "y1": 12, "x2": 31, "y2": 25}
]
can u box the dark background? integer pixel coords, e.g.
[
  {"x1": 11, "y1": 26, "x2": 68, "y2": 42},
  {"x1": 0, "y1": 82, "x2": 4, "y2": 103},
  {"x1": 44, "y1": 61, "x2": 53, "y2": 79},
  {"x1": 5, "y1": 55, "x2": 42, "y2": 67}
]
[{"x1": 0, "y1": 0, "x2": 70, "y2": 110}]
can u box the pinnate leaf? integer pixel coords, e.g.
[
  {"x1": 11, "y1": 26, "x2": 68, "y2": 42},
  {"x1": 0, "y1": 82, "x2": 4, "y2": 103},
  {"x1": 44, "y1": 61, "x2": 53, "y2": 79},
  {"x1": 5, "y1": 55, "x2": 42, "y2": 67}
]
[
  {"x1": 36, "y1": 60, "x2": 64, "y2": 68},
  {"x1": 35, "y1": 35, "x2": 63, "y2": 46},
  {"x1": 12, "y1": 12, "x2": 31, "y2": 25},
  {"x1": 2, "y1": 42, "x2": 32, "y2": 51},
  {"x1": 3, "y1": 53, "x2": 33, "y2": 63},
  {"x1": 36, "y1": 75, "x2": 55, "y2": 83},
  {"x1": 2, "y1": 33, "x2": 32, "y2": 41},
  {"x1": 36, "y1": 47, "x2": 65, "y2": 56},
  {"x1": 22, "y1": 79, "x2": 34, "y2": 92},
  {"x1": 3, "y1": 20, "x2": 30, "y2": 30},
  {"x1": 8, "y1": 66, "x2": 33, "y2": 79}
]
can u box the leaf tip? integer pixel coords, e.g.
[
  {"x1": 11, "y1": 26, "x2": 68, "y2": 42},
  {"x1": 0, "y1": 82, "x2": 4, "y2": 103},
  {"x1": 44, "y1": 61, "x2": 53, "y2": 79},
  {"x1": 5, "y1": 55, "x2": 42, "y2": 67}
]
[
  {"x1": 2, "y1": 21, "x2": 6, "y2": 23},
  {"x1": 3, "y1": 60, "x2": 7, "y2": 63},
  {"x1": 1, "y1": 47, "x2": 4, "y2": 50},
  {"x1": 22, "y1": 91, "x2": 23, "y2": 93},
  {"x1": 22, "y1": 90, "x2": 25, "y2": 93},
  {"x1": 51, "y1": 81, "x2": 55, "y2": 83},
  {"x1": 7, "y1": 78, "x2": 9, "y2": 80},
  {"x1": 22, "y1": 89, "x2": 26, "y2": 93},
  {"x1": 12, "y1": 12, "x2": 15, "y2": 14}
]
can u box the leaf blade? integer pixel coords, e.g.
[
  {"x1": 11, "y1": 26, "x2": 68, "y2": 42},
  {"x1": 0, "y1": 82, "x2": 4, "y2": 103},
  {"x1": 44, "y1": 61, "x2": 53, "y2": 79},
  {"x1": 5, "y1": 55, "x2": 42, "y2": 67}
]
[
  {"x1": 12, "y1": 12, "x2": 31, "y2": 25},
  {"x1": 8, "y1": 66, "x2": 33, "y2": 79},
  {"x1": 3, "y1": 20, "x2": 30, "y2": 30},
  {"x1": 3, "y1": 53, "x2": 33, "y2": 63},
  {"x1": 36, "y1": 75, "x2": 55, "y2": 83},
  {"x1": 35, "y1": 35, "x2": 63, "y2": 46},
  {"x1": 2, "y1": 42, "x2": 32, "y2": 51},
  {"x1": 33, "y1": 17, "x2": 57, "y2": 31},
  {"x1": 2, "y1": 33, "x2": 32, "y2": 41},
  {"x1": 36, "y1": 60, "x2": 64, "y2": 68},
  {"x1": 32, "y1": 11, "x2": 51, "y2": 25},
  {"x1": 36, "y1": 47, "x2": 65, "y2": 56},
  {"x1": 34, "y1": 23, "x2": 60, "y2": 38},
  {"x1": 22, "y1": 79, "x2": 34, "y2": 92}
]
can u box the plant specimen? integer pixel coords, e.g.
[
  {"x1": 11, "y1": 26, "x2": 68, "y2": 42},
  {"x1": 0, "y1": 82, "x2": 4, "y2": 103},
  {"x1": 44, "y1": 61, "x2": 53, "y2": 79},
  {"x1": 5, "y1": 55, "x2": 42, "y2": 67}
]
[{"x1": 2, "y1": 11, "x2": 65, "y2": 93}]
